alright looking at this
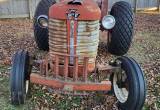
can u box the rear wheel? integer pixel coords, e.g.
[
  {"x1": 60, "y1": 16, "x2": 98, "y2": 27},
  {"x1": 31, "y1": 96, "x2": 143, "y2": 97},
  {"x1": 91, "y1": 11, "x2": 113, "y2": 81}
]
[
  {"x1": 10, "y1": 50, "x2": 31, "y2": 105},
  {"x1": 34, "y1": 0, "x2": 56, "y2": 51},
  {"x1": 112, "y1": 56, "x2": 146, "y2": 110},
  {"x1": 108, "y1": 1, "x2": 134, "y2": 56}
]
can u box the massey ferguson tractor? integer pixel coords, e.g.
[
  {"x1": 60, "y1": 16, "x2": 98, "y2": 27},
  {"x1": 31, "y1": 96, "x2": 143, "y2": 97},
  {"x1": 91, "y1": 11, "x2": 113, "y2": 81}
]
[{"x1": 10, "y1": 0, "x2": 146, "y2": 109}]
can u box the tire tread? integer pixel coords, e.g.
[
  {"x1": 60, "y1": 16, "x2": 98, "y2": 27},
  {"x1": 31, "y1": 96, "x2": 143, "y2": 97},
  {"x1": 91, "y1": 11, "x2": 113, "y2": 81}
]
[{"x1": 108, "y1": 1, "x2": 134, "y2": 56}]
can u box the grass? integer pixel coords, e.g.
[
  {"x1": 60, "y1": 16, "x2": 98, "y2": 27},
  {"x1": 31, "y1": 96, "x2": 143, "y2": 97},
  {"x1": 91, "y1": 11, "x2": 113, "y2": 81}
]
[
  {"x1": 0, "y1": 77, "x2": 23, "y2": 110},
  {"x1": 0, "y1": 66, "x2": 34, "y2": 110},
  {"x1": 0, "y1": 31, "x2": 159, "y2": 109}
]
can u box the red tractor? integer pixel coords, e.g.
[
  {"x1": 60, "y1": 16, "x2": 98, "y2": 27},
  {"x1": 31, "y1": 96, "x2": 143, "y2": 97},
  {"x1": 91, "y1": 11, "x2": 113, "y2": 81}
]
[{"x1": 10, "y1": 0, "x2": 146, "y2": 109}]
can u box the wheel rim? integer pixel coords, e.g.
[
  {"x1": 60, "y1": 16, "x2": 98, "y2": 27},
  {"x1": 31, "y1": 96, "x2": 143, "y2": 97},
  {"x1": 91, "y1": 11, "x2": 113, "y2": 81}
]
[
  {"x1": 113, "y1": 71, "x2": 129, "y2": 103},
  {"x1": 25, "y1": 80, "x2": 29, "y2": 94}
]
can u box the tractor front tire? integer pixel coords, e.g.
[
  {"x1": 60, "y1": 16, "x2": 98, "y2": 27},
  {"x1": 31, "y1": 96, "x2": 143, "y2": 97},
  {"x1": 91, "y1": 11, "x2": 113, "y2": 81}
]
[
  {"x1": 10, "y1": 50, "x2": 31, "y2": 105},
  {"x1": 112, "y1": 56, "x2": 146, "y2": 110},
  {"x1": 34, "y1": 0, "x2": 56, "y2": 51},
  {"x1": 108, "y1": 1, "x2": 134, "y2": 56}
]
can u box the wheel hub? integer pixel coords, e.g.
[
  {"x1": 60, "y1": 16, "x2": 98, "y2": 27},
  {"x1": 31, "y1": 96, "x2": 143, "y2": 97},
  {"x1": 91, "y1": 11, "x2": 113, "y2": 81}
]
[{"x1": 113, "y1": 71, "x2": 129, "y2": 103}]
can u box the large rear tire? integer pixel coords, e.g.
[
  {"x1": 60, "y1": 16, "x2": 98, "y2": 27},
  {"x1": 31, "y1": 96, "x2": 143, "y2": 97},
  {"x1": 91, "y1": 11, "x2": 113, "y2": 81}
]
[
  {"x1": 108, "y1": 1, "x2": 134, "y2": 56},
  {"x1": 34, "y1": 0, "x2": 56, "y2": 51}
]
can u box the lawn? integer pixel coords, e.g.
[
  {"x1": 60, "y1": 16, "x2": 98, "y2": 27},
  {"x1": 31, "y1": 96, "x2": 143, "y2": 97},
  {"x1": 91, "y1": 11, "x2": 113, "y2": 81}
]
[{"x1": 0, "y1": 13, "x2": 159, "y2": 110}]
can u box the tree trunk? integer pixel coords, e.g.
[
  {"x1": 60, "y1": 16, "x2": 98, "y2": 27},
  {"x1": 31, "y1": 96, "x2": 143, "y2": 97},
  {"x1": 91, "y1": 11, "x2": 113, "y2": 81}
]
[
  {"x1": 134, "y1": 0, "x2": 138, "y2": 13},
  {"x1": 158, "y1": 0, "x2": 160, "y2": 13}
]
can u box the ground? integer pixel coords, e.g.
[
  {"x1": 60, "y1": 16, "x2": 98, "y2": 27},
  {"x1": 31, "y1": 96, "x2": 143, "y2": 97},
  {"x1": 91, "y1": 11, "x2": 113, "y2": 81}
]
[{"x1": 0, "y1": 13, "x2": 160, "y2": 110}]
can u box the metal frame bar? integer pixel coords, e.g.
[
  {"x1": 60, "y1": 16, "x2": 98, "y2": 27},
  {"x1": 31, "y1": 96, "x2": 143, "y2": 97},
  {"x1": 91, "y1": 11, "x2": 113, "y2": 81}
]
[
  {"x1": 30, "y1": 54, "x2": 120, "y2": 92},
  {"x1": 30, "y1": 73, "x2": 111, "y2": 91}
]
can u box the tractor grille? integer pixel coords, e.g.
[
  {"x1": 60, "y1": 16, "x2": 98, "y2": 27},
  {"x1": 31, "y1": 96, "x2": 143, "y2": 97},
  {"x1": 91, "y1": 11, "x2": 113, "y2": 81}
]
[{"x1": 49, "y1": 18, "x2": 99, "y2": 64}]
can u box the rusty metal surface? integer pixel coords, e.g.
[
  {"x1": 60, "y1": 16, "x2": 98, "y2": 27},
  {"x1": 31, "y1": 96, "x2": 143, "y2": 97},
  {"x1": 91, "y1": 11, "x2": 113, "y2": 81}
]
[
  {"x1": 42, "y1": 0, "x2": 112, "y2": 93},
  {"x1": 83, "y1": 57, "x2": 89, "y2": 82},
  {"x1": 55, "y1": 55, "x2": 59, "y2": 77},
  {"x1": 30, "y1": 73, "x2": 111, "y2": 91},
  {"x1": 49, "y1": 18, "x2": 99, "y2": 66},
  {"x1": 50, "y1": 53, "x2": 94, "y2": 76},
  {"x1": 30, "y1": 57, "x2": 120, "y2": 93},
  {"x1": 95, "y1": 0, "x2": 108, "y2": 19},
  {"x1": 49, "y1": 0, "x2": 101, "y2": 20},
  {"x1": 50, "y1": 52, "x2": 96, "y2": 74},
  {"x1": 49, "y1": 19, "x2": 67, "y2": 63},
  {"x1": 73, "y1": 57, "x2": 78, "y2": 81},
  {"x1": 64, "y1": 56, "x2": 69, "y2": 80}
]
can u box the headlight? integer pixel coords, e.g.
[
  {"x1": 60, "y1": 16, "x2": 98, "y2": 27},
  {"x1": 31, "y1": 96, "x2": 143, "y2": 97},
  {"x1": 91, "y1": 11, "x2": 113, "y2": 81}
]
[
  {"x1": 102, "y1": 15, "x2": 116, "y2": 30},
  {"x1": 37, "y1": 15, "x2": 48, "y2": 28}
]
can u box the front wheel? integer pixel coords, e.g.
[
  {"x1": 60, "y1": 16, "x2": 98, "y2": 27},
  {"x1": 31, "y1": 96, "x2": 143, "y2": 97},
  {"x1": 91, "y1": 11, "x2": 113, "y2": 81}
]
[
  {"x1": 10, "y1": 50, "x2": 31, "y2": 105},
  {"x1": 112, "y1": 56, "x2": 146, "y2": 110}
]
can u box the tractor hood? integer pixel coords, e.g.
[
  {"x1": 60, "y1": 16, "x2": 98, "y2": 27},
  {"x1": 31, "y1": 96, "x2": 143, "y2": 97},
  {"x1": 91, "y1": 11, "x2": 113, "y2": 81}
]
[{"x1": 49, "y1": 0, "x2": 101, "y2": 20}]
